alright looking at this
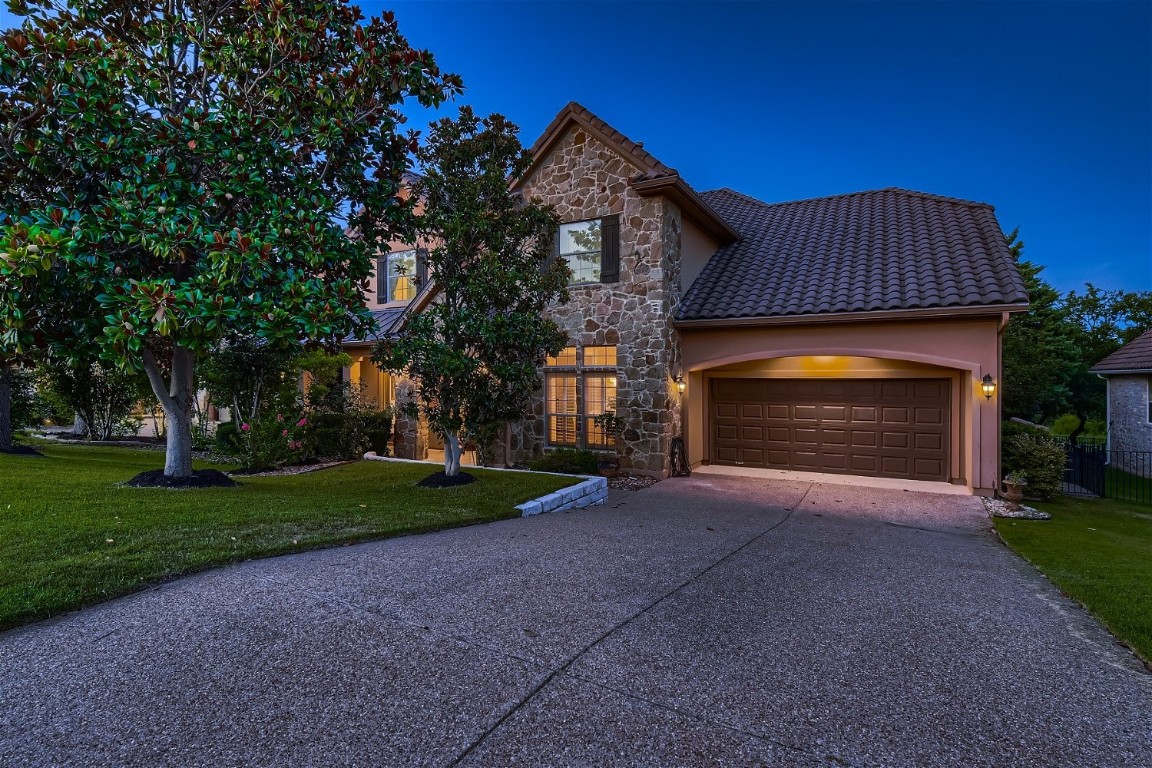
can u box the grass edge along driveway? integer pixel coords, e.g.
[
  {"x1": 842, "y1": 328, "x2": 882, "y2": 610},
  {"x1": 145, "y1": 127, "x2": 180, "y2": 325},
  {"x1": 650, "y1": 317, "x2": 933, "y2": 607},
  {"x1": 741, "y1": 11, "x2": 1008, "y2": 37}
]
[
  {"x1": 994, "y1": 494, "x2": 1152, "y2": 664},
  {"x1": 0, "y1": 443, "x2": 577, "y2": 632}
]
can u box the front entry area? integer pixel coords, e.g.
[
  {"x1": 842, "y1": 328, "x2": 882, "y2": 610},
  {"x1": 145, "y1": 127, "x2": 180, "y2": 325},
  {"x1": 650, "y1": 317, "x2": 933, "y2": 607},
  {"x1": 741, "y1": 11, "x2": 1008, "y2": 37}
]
[{"x1": 711, "y1": 378, "x2": 950, "y2": 482}]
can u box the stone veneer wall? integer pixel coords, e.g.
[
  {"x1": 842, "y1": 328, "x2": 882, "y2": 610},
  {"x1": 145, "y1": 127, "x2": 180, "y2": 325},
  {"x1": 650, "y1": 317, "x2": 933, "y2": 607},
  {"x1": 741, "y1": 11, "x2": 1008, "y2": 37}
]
[
  {"x1": 508, "y1": 125, "x2": 684, "y2": 475},
  {"x1": 1108, "y1": 375, "x2": 1152, "y2": 476}
]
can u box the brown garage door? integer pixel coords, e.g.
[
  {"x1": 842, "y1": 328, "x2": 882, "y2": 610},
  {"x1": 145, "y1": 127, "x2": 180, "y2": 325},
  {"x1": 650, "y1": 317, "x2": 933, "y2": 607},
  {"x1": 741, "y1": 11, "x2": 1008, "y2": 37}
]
[{"x1": 711, "y1": 378, "x2": 950, "y2": 481}]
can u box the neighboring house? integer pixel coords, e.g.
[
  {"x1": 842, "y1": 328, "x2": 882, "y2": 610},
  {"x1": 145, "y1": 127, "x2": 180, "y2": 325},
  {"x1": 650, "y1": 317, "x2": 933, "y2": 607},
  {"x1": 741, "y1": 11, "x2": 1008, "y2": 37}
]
[
  {"x1": 1089, "y1": 329, "x2": 1152, "y2": 466},
  {"x1": 350, "y1": 102, "x2": 1029, "y2": 496}
]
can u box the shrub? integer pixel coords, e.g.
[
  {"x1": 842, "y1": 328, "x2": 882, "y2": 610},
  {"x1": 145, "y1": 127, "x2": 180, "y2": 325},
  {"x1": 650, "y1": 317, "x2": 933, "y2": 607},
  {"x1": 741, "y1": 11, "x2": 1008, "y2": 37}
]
[
  {"x1": 1002, "y1": 428, "x2": 1066, "y2": 500},
  {"x1": 526, "y1": 448, "x2": 599, "y2": 475},
  {"x1": 363, "y1": 410, "x2": 394, "y2": 457},
  {"x1": 214, "y1": 421, "x2": 244, "y2": 455}
]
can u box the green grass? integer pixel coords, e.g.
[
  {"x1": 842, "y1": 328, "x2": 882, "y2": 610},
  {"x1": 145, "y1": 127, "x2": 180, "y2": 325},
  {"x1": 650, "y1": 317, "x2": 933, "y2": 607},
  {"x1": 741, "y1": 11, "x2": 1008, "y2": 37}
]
[
  {"x1": 0, "y1": 443, "x2": 575, "y2": 631},
  {"x1": 994, "y1": 495, "x2": 1152, "y2": 662},
  {"x1": 1105, "y1": 465, "x2": 1152, "y2": 505}
]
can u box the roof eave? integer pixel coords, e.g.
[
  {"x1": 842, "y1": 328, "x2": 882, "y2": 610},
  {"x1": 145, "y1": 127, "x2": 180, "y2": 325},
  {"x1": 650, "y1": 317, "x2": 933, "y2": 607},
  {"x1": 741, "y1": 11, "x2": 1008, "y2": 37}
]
[
  {"x1": 1088, "y1": 367, "x2": 1152, "y2": 376},
  {"x1": 674, "y1": 303, "x2": 1031, "y2": 329},
  {"x1": 631, "y1": 175, "x2": 739, "y2": 245}
]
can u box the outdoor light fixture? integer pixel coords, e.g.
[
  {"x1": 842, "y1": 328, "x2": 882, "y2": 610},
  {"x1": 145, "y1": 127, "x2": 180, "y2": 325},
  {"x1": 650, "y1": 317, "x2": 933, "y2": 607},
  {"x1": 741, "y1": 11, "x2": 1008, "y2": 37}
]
[
  {"x1": 981, "y1": 374, "x2": 996, "y2": 400},
  {"x1": 675, "y1": 373, "x2": 686, "y2": 394}
]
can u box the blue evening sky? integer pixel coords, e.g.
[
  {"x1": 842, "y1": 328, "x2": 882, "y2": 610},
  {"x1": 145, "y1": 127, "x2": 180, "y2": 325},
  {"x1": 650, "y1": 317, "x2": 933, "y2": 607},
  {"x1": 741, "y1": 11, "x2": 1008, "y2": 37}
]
[{"x1": 4, "y1": 1, "x2": 1149, "y2": 292}]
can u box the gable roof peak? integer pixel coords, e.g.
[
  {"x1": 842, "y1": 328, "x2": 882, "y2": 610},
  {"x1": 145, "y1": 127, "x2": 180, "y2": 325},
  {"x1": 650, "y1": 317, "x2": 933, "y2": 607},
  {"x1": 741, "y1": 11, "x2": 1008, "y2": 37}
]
[{"x1": 518, "y1": 101, "x2": 676, "y2": 186}]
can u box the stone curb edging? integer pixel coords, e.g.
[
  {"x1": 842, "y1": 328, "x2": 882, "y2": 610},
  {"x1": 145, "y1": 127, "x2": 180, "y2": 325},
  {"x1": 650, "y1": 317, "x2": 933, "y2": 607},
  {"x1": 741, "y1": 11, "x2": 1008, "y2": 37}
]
[{"x1": 362, "y1": 453, "x2": 608, "y2": 517}]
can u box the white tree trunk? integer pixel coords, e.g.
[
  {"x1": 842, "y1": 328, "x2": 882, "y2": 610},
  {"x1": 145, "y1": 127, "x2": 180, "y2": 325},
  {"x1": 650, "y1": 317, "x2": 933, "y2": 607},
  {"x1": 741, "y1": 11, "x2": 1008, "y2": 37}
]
[
  {"x1": 444, "y1": 431, "x2": 461, "y2": 477},
  {"x1": 143, "y1": 346, "x2": 196, "y2": 478}
]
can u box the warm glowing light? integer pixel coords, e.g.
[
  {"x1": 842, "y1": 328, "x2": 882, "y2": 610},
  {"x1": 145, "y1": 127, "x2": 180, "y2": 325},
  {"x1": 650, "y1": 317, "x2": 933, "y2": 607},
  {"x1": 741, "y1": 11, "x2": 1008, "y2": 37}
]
[
  {"x1": 981, "y1": 374, "x2": 996, "y2": 400},
  {"x1": 675, "y1": 374, "x2": 686, "y2": 394}
]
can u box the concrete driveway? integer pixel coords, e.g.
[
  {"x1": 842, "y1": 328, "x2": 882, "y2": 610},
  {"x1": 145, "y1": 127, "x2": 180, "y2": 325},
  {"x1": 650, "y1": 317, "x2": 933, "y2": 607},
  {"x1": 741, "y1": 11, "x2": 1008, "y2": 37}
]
[{"x1": 2, "y1": 475, "x2": 1150, "y2": 767}]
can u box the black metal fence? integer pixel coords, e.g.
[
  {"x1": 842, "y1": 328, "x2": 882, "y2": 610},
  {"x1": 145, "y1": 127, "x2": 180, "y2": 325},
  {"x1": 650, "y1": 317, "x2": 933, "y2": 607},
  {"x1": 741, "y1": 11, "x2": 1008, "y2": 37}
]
[{"x1": 1061, "y1": 441, "x2": 1152, "y2": 505}]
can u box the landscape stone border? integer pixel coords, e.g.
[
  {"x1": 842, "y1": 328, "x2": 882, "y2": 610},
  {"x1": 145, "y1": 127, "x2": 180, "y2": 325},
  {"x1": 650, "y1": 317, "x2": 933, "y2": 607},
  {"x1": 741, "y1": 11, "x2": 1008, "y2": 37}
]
[{"x1": 362, "y1": 453, "x2": 607, "y2": 517}]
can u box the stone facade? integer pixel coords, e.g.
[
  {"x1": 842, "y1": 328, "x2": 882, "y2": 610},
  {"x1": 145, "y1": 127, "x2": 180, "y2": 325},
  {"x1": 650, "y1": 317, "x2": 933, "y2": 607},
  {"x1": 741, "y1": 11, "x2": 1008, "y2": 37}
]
[
  {"x1": 507, "y1": 125, "x2": 684, "y2": 475},
  {"x1": 1107, "y1": 375, "x2": 1152, "y2": 475}
]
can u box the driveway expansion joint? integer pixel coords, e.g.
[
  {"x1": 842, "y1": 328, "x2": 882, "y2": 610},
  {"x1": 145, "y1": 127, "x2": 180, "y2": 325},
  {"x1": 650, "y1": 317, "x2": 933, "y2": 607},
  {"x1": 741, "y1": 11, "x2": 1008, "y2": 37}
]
[{"x1": 444, "y1": 484, "x2": 812, "y2": 767}]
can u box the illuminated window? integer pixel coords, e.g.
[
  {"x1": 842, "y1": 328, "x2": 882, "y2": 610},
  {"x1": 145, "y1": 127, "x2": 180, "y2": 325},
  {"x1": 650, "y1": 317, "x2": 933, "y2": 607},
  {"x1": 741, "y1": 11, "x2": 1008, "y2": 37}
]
[
  {"x1": 546, "y1": 373, "x2": 578, "y2": 446},
  {"x1": 544, "y1": 345, "x2": 619, "y2": 449},
  {"x1": 378, "y1": 249, "x2": 417, "y2": 303},
  {"x1": 546, "y1": 346, "x2": 577, "y2": 367}
]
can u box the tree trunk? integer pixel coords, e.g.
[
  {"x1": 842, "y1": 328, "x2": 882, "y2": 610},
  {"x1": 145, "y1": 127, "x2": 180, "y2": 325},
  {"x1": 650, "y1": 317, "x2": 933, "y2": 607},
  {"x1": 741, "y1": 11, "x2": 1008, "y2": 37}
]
[
  {"x1": 1069, "y1": 412, "x2": 1087, "y2": 446},
  {"x1": 444, "y1": 431, "x2": 461, "y2": 477},
  {"x1": 0, "y1": 362, "x2": 13, "y2": 452},
  {"x1": 143, "y1": 345, "x2": 196, "y2": 478}
]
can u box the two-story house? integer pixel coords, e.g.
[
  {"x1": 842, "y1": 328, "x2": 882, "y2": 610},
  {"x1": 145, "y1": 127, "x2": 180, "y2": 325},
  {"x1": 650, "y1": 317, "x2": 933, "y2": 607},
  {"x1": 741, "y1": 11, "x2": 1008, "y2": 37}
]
[{"x1": 347, "y1": 103, "x2": 1028, "y2": 496}]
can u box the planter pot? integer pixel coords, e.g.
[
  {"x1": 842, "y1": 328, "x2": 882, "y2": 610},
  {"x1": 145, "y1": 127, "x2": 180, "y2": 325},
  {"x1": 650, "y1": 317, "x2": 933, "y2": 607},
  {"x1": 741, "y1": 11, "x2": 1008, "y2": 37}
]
[
  {"x1": 598, "y1": 459, "x2": 620, "y2": 479},
  {"x1": 1004, "y1": 483, "x2": 1025, "y2": 509}
]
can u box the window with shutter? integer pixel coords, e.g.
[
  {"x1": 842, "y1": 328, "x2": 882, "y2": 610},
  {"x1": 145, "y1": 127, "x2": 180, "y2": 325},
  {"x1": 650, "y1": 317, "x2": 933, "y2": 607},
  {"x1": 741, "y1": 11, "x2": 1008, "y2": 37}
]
[
  {"x1": 557, "y1": 216, "x2": 621, "y2": 285},
  {"x1": 380, "y1": 249, "x2": 417, "y2": 303}
]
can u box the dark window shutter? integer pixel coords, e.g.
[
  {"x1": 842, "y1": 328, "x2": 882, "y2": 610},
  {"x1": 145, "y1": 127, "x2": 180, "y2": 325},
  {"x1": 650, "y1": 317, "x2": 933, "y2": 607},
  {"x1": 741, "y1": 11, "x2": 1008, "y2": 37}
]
[
  {"x1": 416, "y1": 247, "x2": 429, "y2": 289},
  {"x1": 547, "y1": 228, "x2": 560, "y2": 269},
  {"x1": 377, "y1": 256, "x2": 388, "y2": 303},
  {"x1": 600, "y1": 214, "x2": 620, "y2": 283}
]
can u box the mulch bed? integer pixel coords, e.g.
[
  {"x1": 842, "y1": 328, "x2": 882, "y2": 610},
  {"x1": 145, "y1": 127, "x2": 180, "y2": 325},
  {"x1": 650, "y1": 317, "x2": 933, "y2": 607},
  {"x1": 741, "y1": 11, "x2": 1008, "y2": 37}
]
[
  {"x1": 607, "y1": 473, "x2": 660, "y2": 491},
  {"x1": 0, "y1": 445, "x2": 44, "y2": 457},
  {"x1": 417, "y1": 471, "x2": 476, "y2": 488},
  {"x1": 126, "y1": 469, "x2": 239, "y2": 489}
]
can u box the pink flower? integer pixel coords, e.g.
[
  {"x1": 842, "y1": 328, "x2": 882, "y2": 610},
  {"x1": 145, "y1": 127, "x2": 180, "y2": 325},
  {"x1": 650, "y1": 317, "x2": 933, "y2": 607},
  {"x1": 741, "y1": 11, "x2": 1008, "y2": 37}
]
[
  {"x1": 282, "y1": 429, "x2": 289, "y2": 437},
  {"x1": 240, "y1": 423, "x2": 250, "y2": 432},
  {"x1": 296, "y1": 418, "x2": 307, "y2": 427},
  {"x1": 276, "y1": 414, "x2": 284, "y2": 422}
]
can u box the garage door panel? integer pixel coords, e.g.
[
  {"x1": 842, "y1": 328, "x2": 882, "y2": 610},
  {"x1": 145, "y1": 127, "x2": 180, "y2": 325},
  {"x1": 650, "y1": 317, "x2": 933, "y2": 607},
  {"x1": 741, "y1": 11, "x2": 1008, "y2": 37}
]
[
  {"x1": 767, "y1": 449, "x2": 791, "y2": 465},
  {"x1": 820, "y1": 405, "x2": 847, "y2": 421},
  {"x1": 711, "y1": 378, "x2": 950, "y2": 481},
  {"x1": 716, "y1": 424, "x2": 738, "y2": 440},
  {"x1": 881, "y1": 431, "x2": 909, "y2": 449},
  {"x1": 794, "y1": 428, "x2": 819, "y2": 445},
  {"x1": 740, "y1": 447, "x2": 765, "y2": 465},
  {"x1": 822, "y1": 429, "x2": 846, "y2": 446},
  {"x1": 914, "y1": 433, "x2": 943, "y2": 450},
  {"x1": 794, "y1": 405, "x2": 819, "y2": 421},
  {"x1": 741, "y1": 425, "x2": 765, "y2": 441},
  {"x1": 915, "y1": 407, "x2": 944, "y2": 425},
  {"x1": 881, "y1": 407, "x2": 910, "y2": 424},
  {"x1": 768, "y1": 427, "x2": 790, "y2": 442}
]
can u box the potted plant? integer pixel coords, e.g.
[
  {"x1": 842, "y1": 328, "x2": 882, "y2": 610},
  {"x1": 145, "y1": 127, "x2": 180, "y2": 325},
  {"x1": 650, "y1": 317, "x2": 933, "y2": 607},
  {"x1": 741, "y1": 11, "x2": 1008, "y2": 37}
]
[
  {"x1": 1003, "y1": 471, "x2": 1027, "y2": 510},
  {"x1": 591, "y1": 411, "x2": 624, "y2": 478}
]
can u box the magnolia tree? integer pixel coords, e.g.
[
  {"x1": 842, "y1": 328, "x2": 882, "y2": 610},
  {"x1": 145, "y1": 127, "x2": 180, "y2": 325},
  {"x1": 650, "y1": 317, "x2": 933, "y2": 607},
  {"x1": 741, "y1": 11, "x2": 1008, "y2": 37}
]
[
  {"x1": 375, "y1": 107, "x2": 570, "y2": 479},
  {"x1": 0, "y1": 0, "x2": 460, "y2": 479}
]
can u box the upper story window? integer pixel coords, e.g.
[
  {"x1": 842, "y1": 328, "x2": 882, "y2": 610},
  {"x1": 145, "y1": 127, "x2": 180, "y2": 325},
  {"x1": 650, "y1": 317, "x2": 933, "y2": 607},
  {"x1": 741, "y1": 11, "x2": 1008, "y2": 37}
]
[
  {"x1": 377, "y1": 249, "x2": 420, "y2": 304},
  {"x1": 556, "y1": 214, "x2": 620, "y2": 285}
]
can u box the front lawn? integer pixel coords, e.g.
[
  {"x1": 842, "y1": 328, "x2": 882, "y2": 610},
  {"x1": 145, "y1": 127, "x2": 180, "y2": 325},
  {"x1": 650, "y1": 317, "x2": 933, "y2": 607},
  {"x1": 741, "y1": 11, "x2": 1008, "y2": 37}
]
[
  {"x1": 0, "y1": 443, "x2": 575, "y2": 631},
  {"x1": 994, "y1": 495, "x2": 1152, "y2": 662}
]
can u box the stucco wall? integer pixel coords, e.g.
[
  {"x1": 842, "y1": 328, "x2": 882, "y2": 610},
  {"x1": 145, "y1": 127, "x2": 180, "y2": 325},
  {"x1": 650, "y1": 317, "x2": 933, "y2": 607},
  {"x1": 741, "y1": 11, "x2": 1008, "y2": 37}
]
[
  {"x1": 1107, "y1": 375, "x2": 1152, "y2": 458},
  {"x1": 679, "y1": 318, "x2": 1003, "y2": 494},
  {"x1": 509, "y1": 124, "x2": 681, "y2": 474}
]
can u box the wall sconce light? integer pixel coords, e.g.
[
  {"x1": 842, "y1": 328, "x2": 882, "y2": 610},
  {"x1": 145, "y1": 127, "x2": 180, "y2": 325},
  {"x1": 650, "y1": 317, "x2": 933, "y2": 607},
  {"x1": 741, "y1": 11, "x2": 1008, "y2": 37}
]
[
  {"x1": 981, "y1": 374, "x2": 996, "y2": 400},
  {"x1": 675, "y1": 373, "x2": 686, "y2": 394}
]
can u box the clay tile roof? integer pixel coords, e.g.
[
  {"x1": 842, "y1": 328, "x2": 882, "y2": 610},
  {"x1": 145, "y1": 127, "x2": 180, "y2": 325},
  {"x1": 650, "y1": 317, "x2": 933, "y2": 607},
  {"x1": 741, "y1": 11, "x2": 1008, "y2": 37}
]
[
  {"x1": 521, "y1": 101, "x2": 676, "y2": 183},
  {"x1": 343, "y1": 307, "x2": 407, "y2": 344},
  {"x1": 1090, "y1": 329, "x2": 1152, "y2": 373},
  {"x1": 678, "y1": 187, "x2": 1030, "y2": 322}
]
